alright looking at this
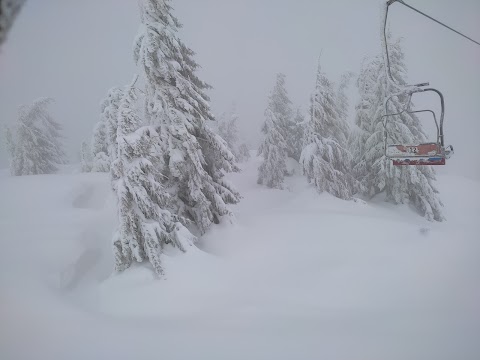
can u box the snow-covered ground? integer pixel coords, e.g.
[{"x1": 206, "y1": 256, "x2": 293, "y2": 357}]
[{"x1": 1, "y1": 156, "x2": 479, "y2": 360}]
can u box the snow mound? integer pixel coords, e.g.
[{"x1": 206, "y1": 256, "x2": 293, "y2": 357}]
[{"x1": 1, "y1": 159, "x2": 479, "y2": 360}]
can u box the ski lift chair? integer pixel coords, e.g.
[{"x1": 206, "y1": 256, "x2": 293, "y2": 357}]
[
  {"x1": 383, "y1": 87, "x2": 454, "y2": 166},
  {"x1": 381, "y1": 0, "x2": 457, "y2": 166}
]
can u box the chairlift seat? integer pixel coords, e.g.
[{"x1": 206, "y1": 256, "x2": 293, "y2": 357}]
[{"x1": 387, "y1": 142, "x2": 446, "y2": 165}]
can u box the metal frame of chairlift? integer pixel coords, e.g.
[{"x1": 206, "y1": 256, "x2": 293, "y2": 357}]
[{"x1": 380, "y1": 0, "x2": 474, "y2": 166}]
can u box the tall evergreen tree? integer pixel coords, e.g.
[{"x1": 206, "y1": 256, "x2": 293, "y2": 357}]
[
  {"x1": 7, "y1": 97, "x2": 66, "y2": 176},
  {"x1": 300, "y1": 61, "x2": 354, "y2": 200},
  {"x1": 111, "y1": 79, "x2": 194, "y2": 276},
  {"x1": 350, "y1": 56, "x2": 383, "y2": 192},
  {"x1": 134, "y1": 0, "x2": 240, "y2": 234},
  {"x1": 352, "y1": 36, "x2": 444, "y2": 221},
  {"x1": 257, "y1": 107, "x2": 288, "y2": 188},
  {"x1": 267, "y1": 73, "x2": 295, "y2": 159},
  {"x1": 258, "y1": 73, "x2": 296, "y2": 188}
]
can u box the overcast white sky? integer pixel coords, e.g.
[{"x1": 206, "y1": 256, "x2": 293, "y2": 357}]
[{"x1": 0, "y1": 0, "x2": 479, "y2": 179}]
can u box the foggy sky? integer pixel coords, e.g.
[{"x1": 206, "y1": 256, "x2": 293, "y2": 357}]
[{"x1": 0, "y1": 0, "x2": 479, "y2": 179}]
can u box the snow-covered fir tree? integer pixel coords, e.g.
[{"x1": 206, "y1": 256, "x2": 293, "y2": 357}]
[
  {"x1": 134, "y1": 0, "x2": 240, "y2": 234},
  {"x1": 267, "y1": 73, "x2": 296, "y2": 159},
  {"x1": 336, "y1": 71, "x2": 355, "y2": 124},
  {"x1": 290, "y1": 107, "x2": 306, "y2": 162},
  {"x1": 351, "y1": 35, "x2": 444, "y2": 221},
  {"x1": 0, "y1": 0, "x2": 24, "y2": 45},
  {"x1": 6, "y1": 97, "x2": 66, "y2": 176},
  {"x1": 349, "y1": 55, "x2": 383, "y2": 191},
  {"x1": 3, "y1": 124, "x2": 16, "y2": 171},
  {"x1": 217, "y1": 106, "x2": 240, "y2": 159},
  {"x1": 257, "y1": 73, "x2": 299, "y2": 188},
  {"x1": 91, "y1": 120, "x2": 110, "y2": 172},
  {"x1": 80, "y1": 140, "x2": 92, "y2": 172},
  {"x1": 82, "y1": 87, "x2": 125, "y2": 173},
  {"x1": 112, "y1": 78, "x2": 195, "y2": 276},
  {"x1": 257, "y1": 107, "x2": 288, "y2": 189},
  {"x1": 236, "y1": 143, "x2": 250, "y2": 162},
  {"x1": 217, "y1": 105, "x2": 250, "y2": 163},
  {"x1": 300, "y1": 61, "x2": 354, "y2": 200},
  {"x1": 101, "y1": 87, "x2": 125, "y2": 163}
]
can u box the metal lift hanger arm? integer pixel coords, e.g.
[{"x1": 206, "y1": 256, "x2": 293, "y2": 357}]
[{"x1": 388, "y1": 0, "x2": 480, "y2": 46}]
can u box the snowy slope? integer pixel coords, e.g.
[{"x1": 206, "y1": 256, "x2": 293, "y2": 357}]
[{"x1": 0, "y1": 157, "x2": 479, "y2": 360}]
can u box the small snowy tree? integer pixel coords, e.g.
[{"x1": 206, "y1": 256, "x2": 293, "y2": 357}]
[
  {"x1": 101, "y1": 87, "x2": 125, "y2": 163},
  {"x1": 112, "y1": 78, "x2": 195, "y2": 276},
  {"x1": 91, "y1": 120, "x2": 110, "y2": 172},
  {"x1": 291, "y1": 107, "x2": 306, "y2": 162},
  {"x1": 134, "y1": 0, "x2": 240, "y2": 234},
  {"x1": 92, "y1": 121, "x2": 108, "y2": 156},
  {"x1": 3, "y1": 124, "x2": 16, "y2": 172},
  {"x1": 7, "y1": 97, "x2": 67, "y2": 176},
  {"x1": 85, "y1": 87, "x2": 125, "y2": 172},
  {"x1": 217, "y1": 105, "x2": 251, "y2": 163},
  {"x1": 80, "y1": 140, "x2": 93, "y2": 172},
  {"x1": 257, "y1": 108, "x2": 288, "y2": 188},
  {"x1": 352, "y1": 34, "x2": 444, "y2": 221},
  {"x1": 237, "y1": 143, "x2": 250, "y2": 162},
  {"x1": 3, "y1": 124, "x2": 14, "y2": 155},
  {"x1": 217, "y1": 106, "x2": 240, "y2": 159},
  {"x1": 300, "y1": 61, "x2": 354, "y2": 200}
]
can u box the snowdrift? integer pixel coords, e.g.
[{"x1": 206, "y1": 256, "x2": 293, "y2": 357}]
[{"x1": 0, "y1": 157, "x2": 479, "y2": 360}]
